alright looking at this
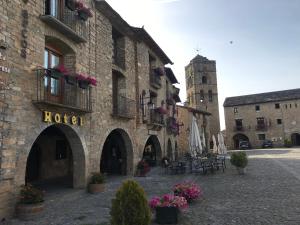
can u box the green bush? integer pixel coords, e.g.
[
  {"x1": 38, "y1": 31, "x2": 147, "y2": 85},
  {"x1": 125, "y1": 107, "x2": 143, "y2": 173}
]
[
  {"x1": 19, "y1": 184, "x2": 44, "y2": 204},
  {"x1": 110, "y1": 180, "x2": 151, "y2": 225},
  {"x1": 89, "y1": 172, "x2": 105, "y2": 184},
  {"x1": 230, "y1": 151, "x2": 248, "y2": 168},
  {"x1": 284, "y1": 139, "x2": 292, "y2": 147}
]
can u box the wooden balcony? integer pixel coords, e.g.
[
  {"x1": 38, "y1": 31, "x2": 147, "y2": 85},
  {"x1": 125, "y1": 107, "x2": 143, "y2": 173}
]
[{"x1": 33, "y1": 69, "x2": 92, "y2": 113}]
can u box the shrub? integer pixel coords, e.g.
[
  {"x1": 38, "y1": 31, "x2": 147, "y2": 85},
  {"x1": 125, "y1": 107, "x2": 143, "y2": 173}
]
[
  {"x1": 284, "y1": 139, "x2": 292, "y2": 147},
  {"x1": 110, "y1": 180, "x2": 151, "y2": 225},
  {"x1": 89, "y1": 172, "x2": 105, "y2": 184},
  {"x1": 230, "y1": 151, "x2": 248, "y2": 168},
  {"x1": 19, "y1": 184, "x2": 44, "y2": 204}
]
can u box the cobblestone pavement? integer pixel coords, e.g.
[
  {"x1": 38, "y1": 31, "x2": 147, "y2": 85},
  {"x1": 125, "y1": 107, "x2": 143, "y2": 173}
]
[{"x1": 3, "y1": 148, "x2": 300, "y2": 225}]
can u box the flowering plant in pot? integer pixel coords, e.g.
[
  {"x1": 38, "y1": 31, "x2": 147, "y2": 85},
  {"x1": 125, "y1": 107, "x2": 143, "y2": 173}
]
[
  {"x1": 16, "y1": 184, "x2": 44, "y2": 220},
  {"x1": 88, "y1": 172, "x2": 106, "y2": 194},
  {"x1": 86, "y1": 76, "x2": 97, "y2": 86},
  {"x1": 76, "y1": 73, "x2": 90, "y2": 89},
  {"x1": 75, "y1": 0, "x2": 93, "y2": 21},
  {"x1": 173, "y1": 181, "x2": 203, "y2": 202},
  {"x1": 149, "y1": 194, "x2": 188, "y2": 224},
  {"x1": 47, "y1": 64, "x2": 68, "y2": 79},
  {"x1": 155, "y1": 107, "x2": 168, "y2": 115},
  {"x1": 136, "y1": 160, "x2": 150, "y2": 177},
  {"x1": 230, "y1": 151, "x2": 248, "y2": 175}
]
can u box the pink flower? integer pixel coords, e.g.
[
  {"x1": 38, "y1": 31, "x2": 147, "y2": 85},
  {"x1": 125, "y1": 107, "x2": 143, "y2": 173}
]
[
  {"x1": 86, "y1": 76, "x2": 97, "y2": 86},
  {"x1": 173, "y1": 181, "x2": 203, "y2": 201},
  {"x1": 149, "y1": 194, "x2": 188, "y2": 211}
]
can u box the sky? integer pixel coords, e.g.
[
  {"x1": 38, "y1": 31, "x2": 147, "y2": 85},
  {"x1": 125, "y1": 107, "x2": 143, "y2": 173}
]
[{"x1": 105, "y1": 0, "x2": 300, "y2": 130}]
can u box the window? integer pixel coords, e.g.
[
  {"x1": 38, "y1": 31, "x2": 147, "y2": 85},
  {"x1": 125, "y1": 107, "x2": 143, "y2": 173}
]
[
  {"x1": 258, "y1": 134, "x2": 266, "y2": 140},
  {"x1": 55, "y1": 140, "x2": 67, "y2": 160},
  {"x1": 234, "y1": 107, "x2": 238, "y2": 114},
  {"x1": 295, "y1": 103, "x2": 298, "y2": 108},
  {"x1": 277, "y1": 119, "x2": 282, "y2": 125},
  {"x1": 208, "y1": 90, "x2": 213, "y2": 102},
  {"x1": 202, "y1": 76, "x2": 207, "y2": 84},
  {"x1": 255, "y1": 105, "x2": 260, "y2": 111},
  {"x1": 275, "y1": 103, "x2": 280, "y2": 109},
  {"x1": 44, "y1": 48, "x2": 62, "y2": 96},
  {"x1": 200, "y1": 90, "x2": 204, "y2": 101},
  {"x1": 285, "y1": 104, "x2": 287, "y2": 109},
  {"x1": 45, "y1": 0, "x2": 63, "y2": 18},
  {"x1": 257, "y1": 117, "x2": 265, "y2": 125},
  {"x1": 235, "y1": 119, "x2": 243, "y2": 131},
  {"x1": 290, "y1": 104, "x2": 292, "y2": 108}
]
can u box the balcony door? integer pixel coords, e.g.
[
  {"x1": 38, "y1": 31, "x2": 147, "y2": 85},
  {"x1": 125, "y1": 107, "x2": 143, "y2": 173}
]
[
  {"x1": 45, "y1": 0, "x2": 63, "y2": 19},
  {"x1": 44, "y1": 48, "x2": 64, "y2": 104}
]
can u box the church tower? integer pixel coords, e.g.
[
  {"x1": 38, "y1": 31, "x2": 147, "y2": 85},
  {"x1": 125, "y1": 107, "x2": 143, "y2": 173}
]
[{"x1": 185, "y1": 55, "x2": 221, "y2": 144}]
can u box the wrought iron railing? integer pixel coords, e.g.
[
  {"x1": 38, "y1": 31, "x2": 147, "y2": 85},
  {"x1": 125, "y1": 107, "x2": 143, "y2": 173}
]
[
  {"x1": 150, "y1": 71, "x2": 162, "y2": 88},
  {"x1": 42, "y1": 0, "x2": 88, "y2": 42},
  {"x1": 34, "y1": 69, "x2": 92, "y2": 112},
  {"x1": 234, "y1": 126, "x2": 245, "y2": 132},
  {"x1": 149, "y1": 109, "x2": 164, "y2": 126},
  {"x1": 256, "y1": 124, "x2": 268, "y2": 131},
  {"x1": 113, "y1": 95, "x2": 136, "y2": 119}
]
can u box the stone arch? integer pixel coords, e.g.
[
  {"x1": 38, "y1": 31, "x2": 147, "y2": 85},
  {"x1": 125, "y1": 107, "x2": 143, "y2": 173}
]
[
  {"x1": 291, "y1": 133, "x2": 300, "y2": 146},
  {"x1": 167, "y1": 139, "x2": 173, "y2": 160},
  {"x1": 233, "y1": 133, "x2": 249, "y2": 149},
  {"x1": 100, "y1": 128, "x2": 133, "y2": 175},
  {"x1": 142, "y1": 135, "x2": 162, "y2": 166},
  {"x1": 22, "y1": 124, "x2": 87, "y2": 189}
]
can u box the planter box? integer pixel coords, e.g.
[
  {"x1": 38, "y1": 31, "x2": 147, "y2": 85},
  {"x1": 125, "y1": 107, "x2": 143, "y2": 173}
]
[
  {"x1": 48, "y1": 69, "x2": 62, "y2": 79},
  {"x1": 88, "y1": 183, "x2": 105, "y2": 194},
  {"x1": 16, "y1": 203, "x2": 44, "y2": 221},
  {"x1": 156, "y1": 206, "x2": 178, "y2": 224},
  {"x1": 78, "y1": 80, "x2": 90, "y2": 89},
  {"x1": 65, "y1": 75, "x2": 77, "y2": 85},
  {"x1": 78, "y1": 11, "x2": 89, "y2": 21}
]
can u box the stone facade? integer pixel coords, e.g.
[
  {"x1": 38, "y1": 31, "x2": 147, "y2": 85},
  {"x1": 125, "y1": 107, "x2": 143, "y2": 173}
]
[
  {"x1": 0, "y1": 0, "x2": 181, "y2": 219},
  {"x1": 224, "y1": 89, "x2": 300, "y2": 149},
  {"x1": 185, "y1": 55, "x2": 221, "y2": 147},
  {"x1": 176, "y1": 105, "x2": 211, "y2": 157}
]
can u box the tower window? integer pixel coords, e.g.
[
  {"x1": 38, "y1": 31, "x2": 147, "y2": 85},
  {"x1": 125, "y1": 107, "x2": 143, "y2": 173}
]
[
  {"x1": 255, "y1": 105, "x2": 260, "y2": 112},
  {"x1": 275, "y1": 103, "x2": 280, "y2": 109},
  {"x1": 234, "y1": 107, "x2": 238, "y2": 114},
  {"x1": 208, "y1": 90, "x2": 213, "y2": 102},
  {"x1": 202, "y1": 76, "x2": 207, "y2": 84},
  {"x1": 277, "y1": 119, "x2": 282, "y2": 125},
  {"x1": 200, "y1": 90, "x2": 204, "y2": 101}
]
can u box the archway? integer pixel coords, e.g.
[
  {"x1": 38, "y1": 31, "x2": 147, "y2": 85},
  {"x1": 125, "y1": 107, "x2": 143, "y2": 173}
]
[
  {"x1": 291, "y1": 133, "x2": 300, "y2": 146},
  {"x1": 100, "y1": 129, "x2": 133, "y2": 175},
  {"x1": 167, "y1": 139, "x2": 172, "y2": 160},
  {"x1": 142, "y1": 135, "x2": 162, "y2": 166},
  {"x1": 25, "y1": 124, "x2": 86, "y2": 189},
  {"x1": 233, "y1": 133, "x2": 249, "y2": 149}
]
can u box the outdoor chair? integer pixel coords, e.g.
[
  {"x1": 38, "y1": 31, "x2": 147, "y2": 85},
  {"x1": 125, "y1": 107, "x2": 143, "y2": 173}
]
[
  {"x1": 214, "y1": 155, "x2": 226, "y2": 172},
  {"x1": 168, "y1": 161, "x2": 186, "y2": 175}
]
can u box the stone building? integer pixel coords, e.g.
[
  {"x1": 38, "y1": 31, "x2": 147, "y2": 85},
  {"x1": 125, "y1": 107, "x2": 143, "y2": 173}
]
[
  {"x1": 0, "y1": 0, "x2": 181, "y2": 219},
  {"x1": 224, "y1": 88, "x2": 300, "y2": 149},
  {"x1": 185, "y1": 55, "x2": 221, "y2": 147},
  {"x1": 176, "y1": 105, "x2": 211, "y2": 157}
]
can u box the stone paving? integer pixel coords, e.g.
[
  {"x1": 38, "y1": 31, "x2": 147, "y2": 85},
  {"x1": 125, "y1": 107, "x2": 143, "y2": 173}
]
[{"x1": 3, "y1": 148, "x2": 300, "y2": 225}]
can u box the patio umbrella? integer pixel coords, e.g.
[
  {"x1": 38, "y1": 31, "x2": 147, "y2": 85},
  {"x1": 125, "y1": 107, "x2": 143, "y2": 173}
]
[
  {"x1": 189, "y1": 116, "x2": 203, "y2": 157},
  {"x1": 220, "y1": 132, "x2": 227, "y2": 155},
  {"x1": 212, "y1": 135, "x2": 218, "y2": 154},
  {"x1": 202, "y1": 129, "x2": 206, "y2": 149}
]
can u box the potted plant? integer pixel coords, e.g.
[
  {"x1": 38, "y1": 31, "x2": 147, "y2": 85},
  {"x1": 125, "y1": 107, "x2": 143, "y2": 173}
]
[
  {"x1": 64, "y1": 74, "x2": 77, "y2": 85},
  {"x1": 149, "y1": 194, "x2": 188, "y2": 224},
  {"x1": 173, "y1": 181, "x2": 203, "y2": 203},
  {"x1": 75, "y1": 0, "x2": 93, "y2": 21},
  {"x1": 16, "y1": 184, "x2": 44, "y2": 220},
  {"x1": 110, "y1": 180, "x2": 151, "y2": 225},
  {"x1": 88, "y1": 172, "x2": 105, "y2": 194},
  {"x1": 136, "y1": 160, "x2": 150, "y2": 177},
  {"x1": 65, "y1": 0, "x2": 76, "y2": 11},
  {"x1": 230, "y1": 151, "x2": 248, "y2": 175},
  {"x1": 76, "y1": 73, "x2": 90, "y2": 89},
  {"x1": 86, "y1": 76, "x2": 97, "y2": 86}
]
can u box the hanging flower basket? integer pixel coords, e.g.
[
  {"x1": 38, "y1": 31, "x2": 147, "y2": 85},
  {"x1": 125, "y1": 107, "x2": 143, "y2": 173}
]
[
  {"x1": 66, "y1": 0, "x2": 76, "y2": 11},
  {"x1": 64, "y1": 74, "x2": 77, "y2": 85},
  {"x1": 78, "y1": 80, "x2": 90, "y2": 89},
  {"x1": 86, "y1": 76, "x2": 97, "y2": 86},
  {"x1": 75, "y1": 1, "x2": 93, "y2": 21}
]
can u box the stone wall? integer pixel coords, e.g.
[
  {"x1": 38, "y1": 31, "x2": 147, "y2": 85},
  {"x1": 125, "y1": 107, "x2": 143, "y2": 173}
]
[{"x1": 224, "y1": 99, "x2": 300, "y2": 149}]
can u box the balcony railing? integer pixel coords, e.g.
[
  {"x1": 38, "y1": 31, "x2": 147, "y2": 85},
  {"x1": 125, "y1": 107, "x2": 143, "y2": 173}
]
[
  {"x1": 150, "y1": 70, "x2": 162, "y2": 89},
  {"x1": 33, "y1": 69, "x2": 92, "y2": 113},
  {"x1": 234, "y1": 125, "x2": 245, "y2": 132},
  {"x1": 41, "y1": 1, "x2": 88, "y2": 43},
  {"x1": 113, "y1": 95, "x2": 136, "y2": 119},
  {"x1": 166, "y1": 117, "x2": 179, "y2": 136},
  {"x1": 256, "y1": 124, "x2": 268, "y2": 131},
  {"x1": 149, "y1": 109, "x2": 164, "y2": 126}
]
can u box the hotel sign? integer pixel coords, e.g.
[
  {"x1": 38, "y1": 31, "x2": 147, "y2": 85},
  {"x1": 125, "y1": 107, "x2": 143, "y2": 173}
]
[{"x1": 43, "y1": 111, "x2": 84, "y2": 126}]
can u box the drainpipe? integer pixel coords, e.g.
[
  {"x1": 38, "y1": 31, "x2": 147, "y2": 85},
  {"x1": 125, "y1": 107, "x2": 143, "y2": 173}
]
[{"x1": 134, "y1": 41, "x2": 139, "y2": 128}]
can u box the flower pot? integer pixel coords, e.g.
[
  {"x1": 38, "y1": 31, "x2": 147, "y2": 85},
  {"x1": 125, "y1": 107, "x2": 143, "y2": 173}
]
[
  {"x1": 65, "y1": 0, "x2": 76, "y2": 11},
  {"x1": 78, "y1": 80, "x2": 90, "y2": 89},
  {"x1": 236, "y1": 167, "x2": 245, "y2": 175},
  {"x1": 78, "y1": 11, "x2": 89, "y2": 21},
  {"x1": 16, "y1": 203, "x2": 44, "y2": 221},
  {"x1": 88, "y1": 183, "x2": 105, "y2": 194},
  {"x1": 156, "y1": 206, "x2": 178, "y2": 224},
  {"x1": 65, "y1": 75, "x2": 77, "y2": 85},
  {"x1": 48, "y1": 69, "x2": 62, "y2": 79}
]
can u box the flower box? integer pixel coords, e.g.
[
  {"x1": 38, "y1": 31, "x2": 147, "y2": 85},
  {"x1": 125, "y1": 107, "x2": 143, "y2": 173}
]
[
  {"x1": 75, "y1": 0, "x2": 93, "y2": 21},
  {"x1": 48, "y1": 69, "x2": 62, "y2": 79},
  {"x1": 156, "y1": 206, "x2": 178, "y2": 224},
  {"x1": 64, "y1": 75, "x2": 77, "y2": 85},
  {"x1": 78, "y1": 80, "x2": 90, "y2": 89}
]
